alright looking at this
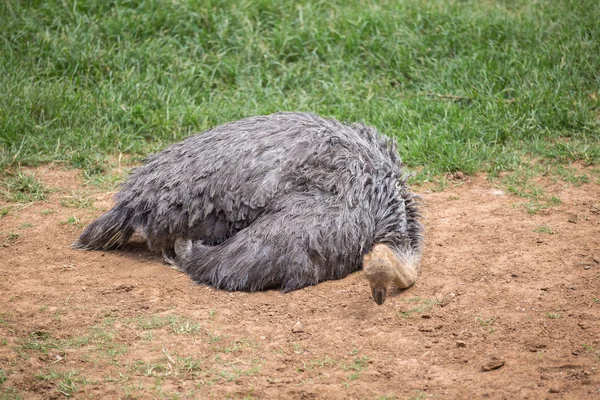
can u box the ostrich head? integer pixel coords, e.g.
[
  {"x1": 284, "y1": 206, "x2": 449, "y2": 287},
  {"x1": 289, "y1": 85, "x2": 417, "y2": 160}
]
[{"x1": 363, "y1": 243, "x2": 420, "y2": 305}]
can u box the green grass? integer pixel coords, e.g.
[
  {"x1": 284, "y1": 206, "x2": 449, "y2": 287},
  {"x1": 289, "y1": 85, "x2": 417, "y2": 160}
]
[
  {"x1": 1, "y1": 0, "x2": 598, "y2": 177},
  {"x1": 60, "y1": 215, "x2": 85, "y2": 228},
  {"x1": 1, "y1": 171, "x2": 49, "y2": 203},
  {"x1": 498, "y1": 165, "x2": 565, "y2": 213},
  {"x1": 125, "y1": 314, "x2": 202, "y2": 335},
  {"x1": 34, "y1": 369, "x2": 86, "y2": 398},
  {"x1": 581, "y1": 344, "x2": 600, "y2": 361},
  {"x1": 534, "y1": 225, "x2": 554, "y2": 234},
  {"x1": 59, "y1": 191, "x2": 94, "y2": 209},
  {"x1": 397, "y1": 297, "x2": 438, "y2": 318},
  {"x1": 0, "y1": 207, "x2": 10, "y2": 219}
]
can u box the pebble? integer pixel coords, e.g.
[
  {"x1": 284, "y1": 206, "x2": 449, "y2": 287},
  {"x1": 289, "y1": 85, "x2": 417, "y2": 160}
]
[
  {"x1": 481, "y1": 356, "x2": 505, "y2": 371},
  {"x1": 292, "y1": 321, "x2": 304, "y2": 333},
  {"x1": 578, "y1": 322, "x2": 590, "y2": 330},
  {"x1": 456, "y1": 340, "x2": 467, "y2": 348},
  {"x1": 439, "y1": 292, "x2": 456, "y2": 307}
]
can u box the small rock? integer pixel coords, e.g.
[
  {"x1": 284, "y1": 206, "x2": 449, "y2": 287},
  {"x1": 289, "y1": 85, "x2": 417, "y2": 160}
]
[
  {"x1": 481, "y1": 356, "x2": 505, "y2": 371},
  {"x1": 510, "y1": 273, "x2": 519, "y2": 278},
  {"x1": 456, "y1": 340, "x2": 467, "y2": 348},
  {"x1": 453, "y1": 171, "x2": 465, "y2": 180},
  {"x1": 572, "y1": 351, "x2": 579, "y2": 356},
  {"x1": 567, "y1": 214, "x2": 578, "y2": 223},
  {"x1": 583, "y1": 265, "x2": 591, "y2": 270},
  {"x1": 421, "y1": 314, "x2": 432, "y2": 319},
  {"x1": 527, "y1": 343, "x2": 546, "y2": 352},
  {"x1": 578, "y1": 322, "x2": 590, "y2": 330},
  {"x1": 292, "y1": 321, "x2": 304, "y2": 333},
  {"x1": 439, "y1": 292, "x2": 456, "y2": 307},
  {"x1": 567, "y1": 285, "x2": 576, "y2": 290},
  {"x1": 549, "y1": 387, "x2": 561, "y2": 394}
]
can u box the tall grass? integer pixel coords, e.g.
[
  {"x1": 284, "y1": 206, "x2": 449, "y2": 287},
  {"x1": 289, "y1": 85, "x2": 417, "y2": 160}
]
[{"x1": 1, "y1": 0, "x2": 599, "y2": 177}]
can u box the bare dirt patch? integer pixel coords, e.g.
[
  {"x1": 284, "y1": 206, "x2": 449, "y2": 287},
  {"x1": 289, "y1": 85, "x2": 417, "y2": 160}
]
[{"x1": 1, "y1": 165, "x2": 599, "y2": 399}]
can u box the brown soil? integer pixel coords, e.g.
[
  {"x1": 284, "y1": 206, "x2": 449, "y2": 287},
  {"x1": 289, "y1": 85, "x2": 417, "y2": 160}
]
[{"x1": 1, "y1": 165, "x2": 599, "y2": 399}]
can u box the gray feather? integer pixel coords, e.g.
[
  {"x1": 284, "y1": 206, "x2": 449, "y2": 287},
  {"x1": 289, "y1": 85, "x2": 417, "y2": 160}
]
[{"x1": 74, "y1": 112, "x2": 423, "y2": 292}]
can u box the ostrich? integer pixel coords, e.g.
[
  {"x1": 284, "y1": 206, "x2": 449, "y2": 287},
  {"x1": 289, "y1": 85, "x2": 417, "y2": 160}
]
[{"x1": 74, "y1": 112, "x2": 423, "y2": 304}]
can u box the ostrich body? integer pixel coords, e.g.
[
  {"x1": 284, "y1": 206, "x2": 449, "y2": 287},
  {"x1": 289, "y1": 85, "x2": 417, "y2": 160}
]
[{"x1": 74, "y1": 112, "x2": 423, "y2": 304}]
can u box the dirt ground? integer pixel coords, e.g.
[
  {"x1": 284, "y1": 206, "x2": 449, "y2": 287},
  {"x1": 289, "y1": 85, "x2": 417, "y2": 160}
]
[{"x1": 0, "y1": 164, "x2": 599, "y2": 399}]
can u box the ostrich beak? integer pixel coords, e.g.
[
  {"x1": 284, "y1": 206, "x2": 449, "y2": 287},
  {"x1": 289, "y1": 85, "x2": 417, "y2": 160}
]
[
  {"x1": 363, "y1": 243, "x2": 409, "y2": 306},
  {"x1": 371, "y1": 286, "x2": 387, "y2": 305}
]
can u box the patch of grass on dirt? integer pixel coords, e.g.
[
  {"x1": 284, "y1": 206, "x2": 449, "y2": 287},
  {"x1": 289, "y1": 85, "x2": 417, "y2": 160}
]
[
  {"x1": 408, "y1": 391, "x2": 430, "y2": 400},
  {"x1": 534, "y1": 225, "x2": 555, "y2": 234},
  {"x1": 341, "y1": 356, "x2": 369, "y2": 381},
  {"x1": 551, "y1": 165, "x2": 590, "y2": 186},
  {"x1": 128, "y1": 349, "x2": 262, "y2": 386},
  {"x1": 60, "y1": 191, "x2": 94, "y2": 209},
  {"x1": 17, "y1": 331, "x2": 61, "y2": 355},
  {"x1": 0, "y1": 368, "x2": 20, "y2": 400},
  {"x1": 581, "y1": 344, "x2": 600, "y2": 361},
  {"x1": 0, "y1": 313, "x2": 11, "y2": 325},
  {"x1": 546, "y1": 312, "x2": 561, "y2": 319},
  {"x1": 475, "y1": 316, "x2": 497, "y2": 333},
  {"x1": 1, "y1": 171, "x2": 49, "y2": 203},
  {"x1": 0, "y1": 206, "x2": 10, "y2": 219},
  {"x1": 60, "y1": 215, "x2": 84, "y2": 228},
  {"x1": 34, "y1": 369, "x2": 88, "y2": 398},
  {"x1": 127, "y1": 350, "x2": 205, "y2": 379},
  {"x1": 591, "y1": 168, "x2": 600, "y2": 184},
  {"x1": 14, "y1": 323, "x2": 128, "y2": 364},
  {"x1": 206, "y1": 331, "x2": 224, "y2": 344},
  {"x1": 222, "y1": 338, "x2": 258, "y2": 354},
  {"x1": 309, "y1": 356, "x2": 337, "y2": 370},
  {"x1": 397, "y1": 297, "x2": 438, "y2": 318},
  {"x1": 125, "y1": 315, "x2": 202, "y2": 335},
  {"x1": 1, "y1": 232, "x2": 20, "y2": 245},
  {"x1": 499, "y1": 166, "x2": 566, "y2": 214},
  {"x1": 84, "y1": 168, "x2": 126, "y2": 190}
]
